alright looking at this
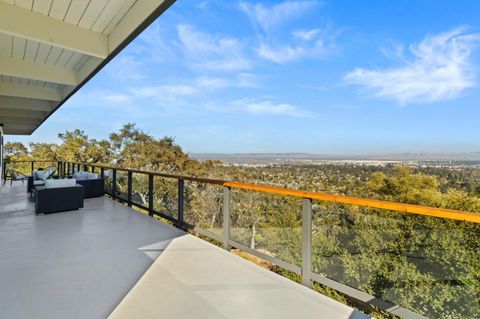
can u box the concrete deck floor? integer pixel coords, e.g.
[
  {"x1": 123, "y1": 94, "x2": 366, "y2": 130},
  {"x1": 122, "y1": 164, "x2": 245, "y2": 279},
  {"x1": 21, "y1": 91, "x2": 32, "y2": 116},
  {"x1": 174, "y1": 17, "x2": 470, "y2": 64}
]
[{"x1": 0, "y1": 182, "x2": 369, "y2": 319}]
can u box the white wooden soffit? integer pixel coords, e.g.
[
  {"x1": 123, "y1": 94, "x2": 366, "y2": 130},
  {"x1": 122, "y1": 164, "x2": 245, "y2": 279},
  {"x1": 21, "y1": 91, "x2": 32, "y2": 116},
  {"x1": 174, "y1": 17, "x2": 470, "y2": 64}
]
[
  {"x1": 0, "y1": 82, "x2": 63, "y2": 101},
  {"x1": 0, "y1": 56, "x2": 79, "y2": 86},
  {"x1": 0, "y1": 96, "x2": 54, "y2": 112},
  {"x1": 0, "y1": 2, "x2": 108, "y2": 59}
]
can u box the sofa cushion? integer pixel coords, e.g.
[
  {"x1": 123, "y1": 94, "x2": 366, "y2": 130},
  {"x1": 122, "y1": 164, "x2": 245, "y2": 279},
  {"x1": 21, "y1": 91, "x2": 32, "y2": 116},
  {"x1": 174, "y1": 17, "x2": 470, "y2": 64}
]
[
  {"x1": 35, "y1": 170, "x2": 47, "y2": 181},
  {"x1": 45, "y1": 178, "x2": 77, "y2": 189},
  {"x1": 35, "y1": 168, "x2": 55, "y2": 181},
  {"x1": 73, "y1": 171, "x2": 88, "y2": 181},
  {"x1": 73, "y1": 171, "x2": 99, "y2": 180},
  {"x1": 45, "y1": 167, "x2": 55, "y2": 177},
  {"x1": 33, "y1": 180, "x2": 45, "y2": 186},
  {"x1": 86, "y1": 173, "x2": 99, "y2": 180}
]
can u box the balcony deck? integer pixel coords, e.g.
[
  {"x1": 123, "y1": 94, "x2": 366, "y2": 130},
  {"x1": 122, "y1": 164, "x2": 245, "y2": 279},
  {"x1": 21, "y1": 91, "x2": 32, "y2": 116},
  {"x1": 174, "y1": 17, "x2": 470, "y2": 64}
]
[{"x1": 0, "y1": 182, "x2": 369, "y2": 319}]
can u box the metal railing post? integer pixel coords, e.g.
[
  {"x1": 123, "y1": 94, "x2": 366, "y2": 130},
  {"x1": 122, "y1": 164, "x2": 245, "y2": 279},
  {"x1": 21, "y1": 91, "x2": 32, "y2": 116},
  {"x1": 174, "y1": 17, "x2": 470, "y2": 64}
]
[
  {"x1": 301, "y1": 198, "x2": 313, "y2": 288},
  {"x1": 223, "y1": 186, "x2": 231, "y2": 251},
  {"x1": 2, "y1": 160, "x2": 6, "y2": 181},
  {"x1": 112, "y1": 169, "x2": 117, "y2": 198},
  {"x1": 2, "y1": 159, "x2": 8, "y2": 181},
  {"x1": 148, "y1": 174, "x2": 154, "y2": 217},
  {"x1": 177, "y1": 179, "x2": 184, "y2": 226},
  {"x1": 127, "y1": 171, "x2": 132, "y2": 207}
]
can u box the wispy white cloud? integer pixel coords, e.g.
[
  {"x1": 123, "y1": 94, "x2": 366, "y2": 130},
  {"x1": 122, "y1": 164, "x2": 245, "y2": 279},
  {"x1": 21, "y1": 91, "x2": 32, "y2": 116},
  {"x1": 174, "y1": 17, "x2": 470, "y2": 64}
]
[
  {"x1": 197, "y1": 1, "x2": 211, "y2": 10},
  {"x1": 106, "y1": 23, "x2": 179, "y2": 82},
  {"x1": 379, "y1": 40, "x2": 406, "y2": 62},
  {"x1": 293, "y1": 29, "x2": 321, "y2": 40},
  {"x1": 344, "y1": 27, "x2": 480, "y2": 104},
  {"x1": 137, "y1": 23, "x2": 175, "y2": 63},
  {"x1": 131, "y1": 73, "x2": 260, "y2": 100},
  {"x1": 132, "y1": 85, "x2": 198, "y2": 98},
  {"x1": 231, "y1": 98, "x2": 313, "y2": 117},
  {"x1": 257, "y1": 43, "x2": 305, "y2": 64},
  {"x1": 106, "y1": 55, "x2": 147, "y2": 82},
  {"x1": 256, "y1": 27, "x2": 335, "y2": 63},
  {"x1": 239, "y1": 1, "x2": 319, "y2": 32},
  {"x1": 257, "y1": 36, "x2": 329, "y2": 64},
  {"x1": 70, "y1": 90, "x2": 143, "y2": 116},
  {"x1": 238, "y1": 1, "x2": 337, "y2": 64},
  {"x1": 177, "y1": 24, "x2": 251, "y2": 71},
  {"x1": 102, "y1": 94, "x2": 132, "y2": 103},
  {"x1": 195, "y1": 73, "x2": 259, "y2": 90}
]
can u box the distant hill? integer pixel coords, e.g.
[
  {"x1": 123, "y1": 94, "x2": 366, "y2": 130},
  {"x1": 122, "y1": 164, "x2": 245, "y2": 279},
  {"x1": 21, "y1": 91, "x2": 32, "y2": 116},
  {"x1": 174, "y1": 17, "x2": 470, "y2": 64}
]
[{"x1": 191, "y1": 152, "x2": 480, "y2": 164}]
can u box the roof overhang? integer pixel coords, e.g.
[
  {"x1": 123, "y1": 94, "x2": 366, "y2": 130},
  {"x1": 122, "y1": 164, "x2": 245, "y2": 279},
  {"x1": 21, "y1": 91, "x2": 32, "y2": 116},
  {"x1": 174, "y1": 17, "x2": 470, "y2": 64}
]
[{"x1": 0, "y1": 0, "x2": 176, "y2": 135}]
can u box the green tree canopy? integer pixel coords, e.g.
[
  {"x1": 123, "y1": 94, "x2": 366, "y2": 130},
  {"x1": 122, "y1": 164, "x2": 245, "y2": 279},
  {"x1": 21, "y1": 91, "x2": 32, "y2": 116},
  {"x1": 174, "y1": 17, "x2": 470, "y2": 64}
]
[{"x1": 4, "y1": 142, "x2": 28, "y2": 158}]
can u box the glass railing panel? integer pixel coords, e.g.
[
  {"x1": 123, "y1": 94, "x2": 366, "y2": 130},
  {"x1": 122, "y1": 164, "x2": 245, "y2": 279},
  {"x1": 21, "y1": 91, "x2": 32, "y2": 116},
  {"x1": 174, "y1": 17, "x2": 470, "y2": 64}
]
[
  {"x1": 103, "y1": 169, "x2": 113, "y2": 195},
  {"x1": 115, "y1": 171, "x2": 128, "y2": 201},
  {"x1": 311, "y1": 201, "x2": 480, "y2": 318},
  {"x1": 184, "y1": 181, "x2": 223, "y2": 236},
  {"x1": 230, "y1": 189, "x2": 303, "y2": 268},
  {"x1": 69, "y1": 164, "x2": 77, "y2": 176},
  {"x1": 152, "y1": 176, "x2": 178, "y2": 219},
  {"x1": 131, "y1": 172, "x2": 149, "y2": 208},
  {"x1": 70, "y1": 164, "x2": 76, "y2": 174}
]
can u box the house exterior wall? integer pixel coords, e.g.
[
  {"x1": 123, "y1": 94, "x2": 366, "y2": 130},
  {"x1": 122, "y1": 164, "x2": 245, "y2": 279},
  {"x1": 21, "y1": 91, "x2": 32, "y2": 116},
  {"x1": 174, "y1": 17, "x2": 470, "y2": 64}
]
[{"x1": 0, "y1": 125, "x2": 3, "y2": 184}]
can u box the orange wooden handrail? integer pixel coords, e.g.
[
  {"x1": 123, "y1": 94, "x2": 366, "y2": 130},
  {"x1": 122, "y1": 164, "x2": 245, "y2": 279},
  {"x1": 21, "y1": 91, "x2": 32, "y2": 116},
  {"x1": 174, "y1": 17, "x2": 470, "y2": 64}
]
[{"x1": 224, "y1": 182, "x2": 480, "y2": 224}]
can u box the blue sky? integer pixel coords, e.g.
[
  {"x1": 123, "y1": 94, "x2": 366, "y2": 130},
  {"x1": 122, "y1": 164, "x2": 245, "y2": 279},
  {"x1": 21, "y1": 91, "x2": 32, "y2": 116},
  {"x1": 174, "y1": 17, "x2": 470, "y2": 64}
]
[{"x1": 7, "y1": 0, "x2": 480, "y2": 154}]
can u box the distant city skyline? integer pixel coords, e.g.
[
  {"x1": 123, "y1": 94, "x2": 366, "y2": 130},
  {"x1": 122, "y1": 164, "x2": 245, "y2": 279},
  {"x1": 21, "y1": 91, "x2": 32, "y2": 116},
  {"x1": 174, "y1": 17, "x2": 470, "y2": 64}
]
[{"x1": 6, "y1": 0, "x2": 480, "y2": 154}]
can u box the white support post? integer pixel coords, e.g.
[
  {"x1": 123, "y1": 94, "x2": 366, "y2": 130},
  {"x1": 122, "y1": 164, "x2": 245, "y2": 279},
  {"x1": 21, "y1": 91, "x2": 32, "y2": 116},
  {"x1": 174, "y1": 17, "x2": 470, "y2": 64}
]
[
  {"x1": 223, "y1": 187, "x2": 231, "y2": 250},
  {"x1": 302, "y1": 198, "x2": 313, "y2": 288}
]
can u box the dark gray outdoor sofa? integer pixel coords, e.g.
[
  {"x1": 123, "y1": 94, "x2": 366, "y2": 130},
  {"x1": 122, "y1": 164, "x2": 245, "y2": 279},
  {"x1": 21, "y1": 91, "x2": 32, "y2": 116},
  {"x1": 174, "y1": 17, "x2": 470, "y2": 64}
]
[
  {"x1": 71, "y1": 171, "x2": 104, "y2": 198},
  {"x1": 75, "y1": 179, "x2": 104, "y2": 198},
  {"x1": 33, "y1": 183, "x2": 84, "y2": 214}
]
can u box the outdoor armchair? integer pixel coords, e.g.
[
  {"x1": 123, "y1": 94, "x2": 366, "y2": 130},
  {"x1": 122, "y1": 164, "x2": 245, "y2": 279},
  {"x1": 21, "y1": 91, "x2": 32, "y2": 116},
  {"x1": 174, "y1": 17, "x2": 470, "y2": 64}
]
[{"x1": 3, "y1": 170, "x2": 28, "y2": 186}]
